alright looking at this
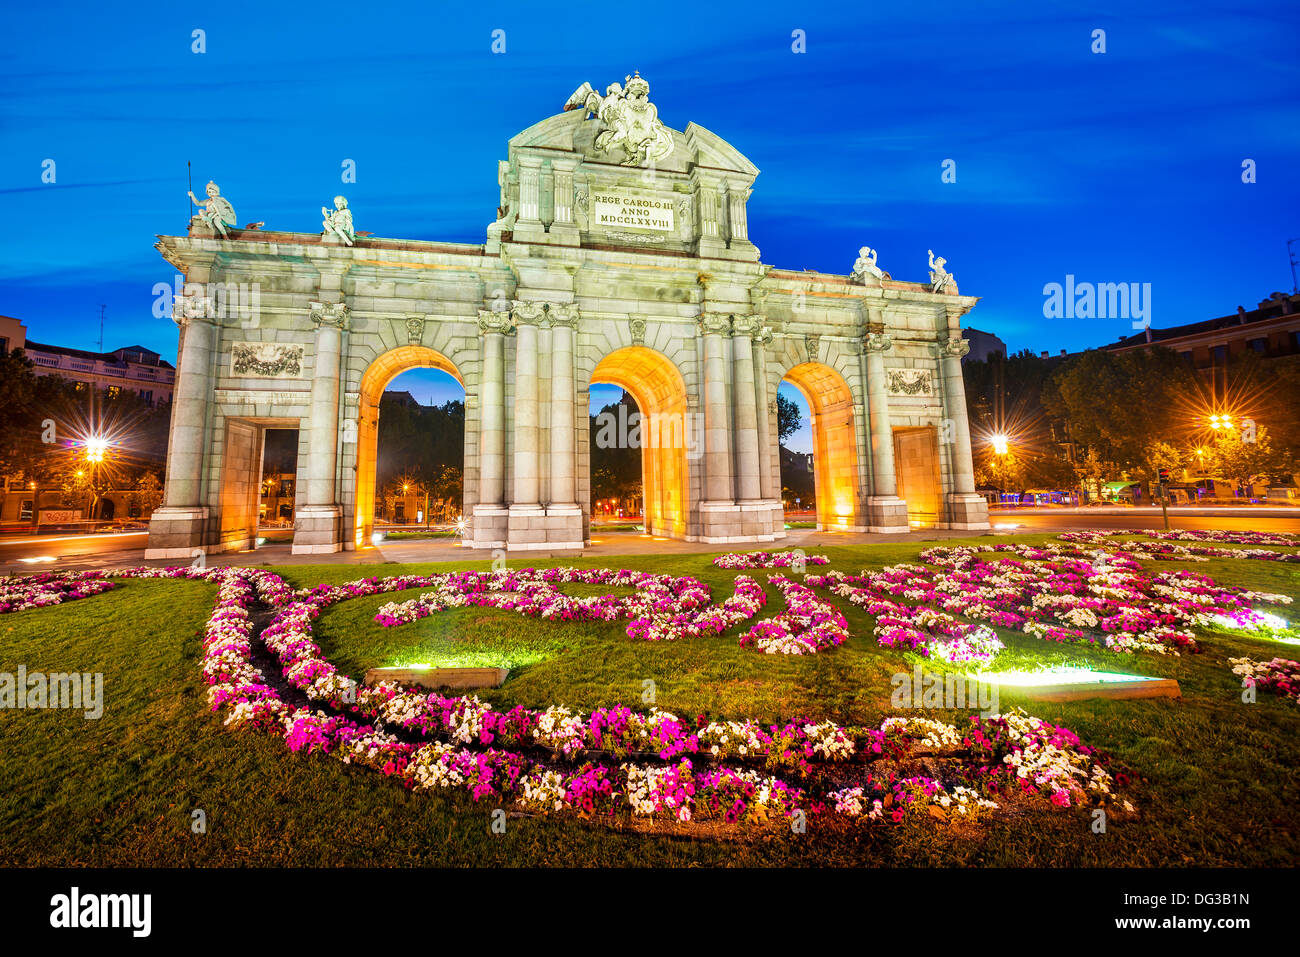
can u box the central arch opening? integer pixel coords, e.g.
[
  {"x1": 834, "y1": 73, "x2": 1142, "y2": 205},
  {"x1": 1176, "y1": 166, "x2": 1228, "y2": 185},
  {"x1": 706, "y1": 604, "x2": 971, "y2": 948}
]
[
  {"x1": 589, "y1": 346, "x2": 689, "y2": 539},
  {"x1": 354, "y1": 346, "x2": 465, "y2": 548},
  {"x1": 781, "y1": 362, "x2": 860, "y2": 530}
]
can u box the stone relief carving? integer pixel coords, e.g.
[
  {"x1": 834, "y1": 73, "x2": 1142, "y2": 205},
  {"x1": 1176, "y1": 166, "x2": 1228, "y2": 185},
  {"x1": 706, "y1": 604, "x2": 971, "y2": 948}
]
[
  {"x1": 885, "y1": 368, "x2": 935, "y2": 397},
  {"x1": 231, "y1": 342, "x2": 304, "y2": 379},
  {"x1": 628, "y1": 315, "x2": 647, "y2": 345},
  {"x1": 405, "y1": 315, "x2": 425, "y2": 344},
  {"x1": 805, "y1": 334, "x2": 821, "y2": 362},
  {"x1": 564, "y1": 71, "x2": 674, "y2": 167},
  {"x1": 606, "y1": 230, "x2": 666, "y2": 245}
]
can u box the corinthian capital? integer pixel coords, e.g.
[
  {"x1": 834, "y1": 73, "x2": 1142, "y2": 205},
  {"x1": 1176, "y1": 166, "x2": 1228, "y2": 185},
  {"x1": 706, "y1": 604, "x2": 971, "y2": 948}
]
[
  {"x1": 932, "y1": 336, "x2": 970, "y2": 359},
  {"x1": 698, "y1": 311, "x2": 732, "y2": 337},
  {"x1": 309, "y1": 300, "x2": 350, "y2": 329},
  {"x1": 864, "y1": 331, "x2": 892, "y2": 353},
  {"x1": 548, "y1": 302, "x2": 580, "y2": 328},
  {"x1": 477, "y1": 309, "x2": 514, "y2": 335},
  {"x1": 730, "y1": 314, "x2": 761, "y2": 338},
  {"x1": 511, "y1": 300, "x2": 547, "y2": 325},
  {"x1": 172, "y1": 290, "x2": 216, "y2": 325}
]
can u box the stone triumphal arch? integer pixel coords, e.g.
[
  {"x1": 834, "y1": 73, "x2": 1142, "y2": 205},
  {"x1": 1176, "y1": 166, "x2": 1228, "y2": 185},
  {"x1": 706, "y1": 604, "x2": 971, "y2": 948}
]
[{"x1": 146, "y1": 73, "x2": 988, "y2": 557}]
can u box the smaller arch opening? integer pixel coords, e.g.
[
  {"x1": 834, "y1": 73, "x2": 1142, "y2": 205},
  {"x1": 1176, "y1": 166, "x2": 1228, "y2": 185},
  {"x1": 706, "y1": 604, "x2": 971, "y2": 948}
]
[{"x1": 782, "y1": 362, "x2": 860, "y2": 530}]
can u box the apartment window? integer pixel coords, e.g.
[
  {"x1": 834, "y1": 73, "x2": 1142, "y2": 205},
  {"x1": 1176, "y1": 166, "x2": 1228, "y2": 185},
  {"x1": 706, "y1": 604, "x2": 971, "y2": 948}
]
[
  {"x1": 141, "y1": 390, "x2": 153, "y2": 405},
  {"x1": 107, "y1": 385, "x2": 121, "y2": 399},
  {"x1": 19, "y1": 500, "x2": 33, "y2": 520},
  {"x1": 1179, "y1": 351, "x2": 1193, "y2": 364},
  {"x1": 0, "y1": 337, "x2": 8, "y2": 354},
  {"x1": 1247, "y1": 338, "x2": 1268, "y2": 355},
  {"x1": 1212, "y1": 345, "x2": 1228, "y2": 364},
  {"x1": 74, "y1": 381, "x2": 87, "y2": 392}
]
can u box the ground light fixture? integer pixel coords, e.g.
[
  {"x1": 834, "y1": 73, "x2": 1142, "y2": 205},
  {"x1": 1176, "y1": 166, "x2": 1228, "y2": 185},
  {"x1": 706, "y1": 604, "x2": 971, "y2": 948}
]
[{"x1": 969, "y1": 665, "x2": 1181, "y2": 702}]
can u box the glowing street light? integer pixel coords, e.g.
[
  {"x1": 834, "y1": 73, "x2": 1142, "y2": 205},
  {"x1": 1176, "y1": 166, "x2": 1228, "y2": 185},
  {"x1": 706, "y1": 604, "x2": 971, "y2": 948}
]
[
  {"x1": 991, "y1": 434, "x2": 1010, "y2": 456},
  {"x1": 83, "y1": 436, "x2": 110, "y2": 462}
]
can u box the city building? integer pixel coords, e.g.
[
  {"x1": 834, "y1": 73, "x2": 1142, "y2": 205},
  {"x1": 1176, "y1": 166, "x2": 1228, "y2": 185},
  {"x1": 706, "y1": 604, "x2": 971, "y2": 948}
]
[
  {"x1": 1106, "y1": 291, "x2": 1300, "y2": 378},
  {"x1": 0, "y1": 315, "x2": 175, "y2": 406},
  {"x1": 962, "y1": 327, "x2": 1006, "y2": 363}
]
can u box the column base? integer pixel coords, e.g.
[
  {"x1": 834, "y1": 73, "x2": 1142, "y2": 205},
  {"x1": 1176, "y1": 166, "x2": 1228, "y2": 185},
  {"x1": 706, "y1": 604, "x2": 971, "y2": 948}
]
[
  {"x1": 943, "y1": 492, "x2": 991, "y2": 530},
  {"x1": 698, "y1": 500, "x2": 782, "y2": 544},
  {"x1": 866, "y1": 496, "x2": 911, "y2": 533},
  {"x1": 292, "y1": 505, "x2": 344, "y2": 555},
  {"x1": 504, "y1": 504, "x2": 586, "y2": 551},
  {"x1": 468, "y1": 504, "x2": 509, "y2": 549},
  {"x1": 145, "y1": 506, "x2": 211, "y2": 559}
]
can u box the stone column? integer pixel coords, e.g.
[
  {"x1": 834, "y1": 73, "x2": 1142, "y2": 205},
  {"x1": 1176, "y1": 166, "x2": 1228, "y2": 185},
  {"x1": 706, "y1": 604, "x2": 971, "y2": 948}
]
[
  {"x1": 145, "y1": 293, "x2": 217, "y2": 558},
  {"x1": 478, "y1": 311, "x2": 509, "y2": 504},
  {"x1": 550, "y1": 162, "x2": 580, "y2": 244},
  {"x1": 730, "y1": 315, "x2": 762, "y2": 503},
  {"x1": 548, "y1": 304, "x2": 579, "y2": 506},
  {"x1": 292, "y1": 300, "x2": 349, "y2": 554},
  {"x1": 752, "y1": 325, "x2": 777, "y2": 503},
  {"x1": 935, "y1": 330, "x2": 989, "y2": 529},
  {"x1": 936, "y1": 335, "x2": 976, "y2": 494},
  {"x1": 507, "y1": 300, "x2": 547, "y2": 547},
  {"x1": 470, "y1": 310, "x2": 511, "y2": 548},
  {"x1": 862, "y1": 319, "x2": 909, "y2": 532},
  {"x1": 544, "y1": 303, "x2": 583, "y2": 548},
  {"x1": 163, "y1": 307, "x2": 216, "y2": 509},
  {"x1": 700, "y1": 312, "x2": 734, "y2": 504}
]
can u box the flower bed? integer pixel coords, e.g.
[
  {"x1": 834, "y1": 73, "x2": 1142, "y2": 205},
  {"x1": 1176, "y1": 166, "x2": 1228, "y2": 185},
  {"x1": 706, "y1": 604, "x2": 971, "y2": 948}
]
[
  {"x1": 34, "y1": 563, "x2": 1126, "y2": 829},
  {"x1": 0, "y1": 571, "x2": 115, "y2": 614},
  {"x1": 1059, "y1": 529, "x2": 1300, "y2": 560},
  {"x1": 712, "y1": 550, "x2": 830, "y2": 570},
  {"x1": 1229, "y1": 656, "x2": 1300, "y2": 704},
  {"x1": 738, "y1": 576, "x2": 849, "y2": 655}
]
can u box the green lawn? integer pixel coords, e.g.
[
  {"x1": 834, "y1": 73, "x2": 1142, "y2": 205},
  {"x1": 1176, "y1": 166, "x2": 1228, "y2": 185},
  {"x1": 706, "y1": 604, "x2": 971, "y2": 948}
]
[{"x1": 2, "y1": 533, "x2": 1298, "y2": 867}]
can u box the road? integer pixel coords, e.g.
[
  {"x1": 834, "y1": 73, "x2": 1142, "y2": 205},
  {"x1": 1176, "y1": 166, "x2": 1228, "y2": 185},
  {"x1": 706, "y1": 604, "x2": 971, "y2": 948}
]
[{"x1": 2, "y1": 509, "x2": 1297, "y2": 573}]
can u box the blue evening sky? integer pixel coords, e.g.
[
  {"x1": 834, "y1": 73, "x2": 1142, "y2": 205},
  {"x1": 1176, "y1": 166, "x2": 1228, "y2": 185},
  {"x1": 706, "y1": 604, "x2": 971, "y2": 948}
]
[{"x1": 3, "y1": 1, "x2": 1297, "y2": 454}]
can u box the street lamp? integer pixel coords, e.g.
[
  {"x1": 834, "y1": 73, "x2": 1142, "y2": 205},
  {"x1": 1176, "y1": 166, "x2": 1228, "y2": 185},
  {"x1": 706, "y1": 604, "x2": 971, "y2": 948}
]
[{"x1": 991, "y1": 434, "x2": 1010, "y2": 456}]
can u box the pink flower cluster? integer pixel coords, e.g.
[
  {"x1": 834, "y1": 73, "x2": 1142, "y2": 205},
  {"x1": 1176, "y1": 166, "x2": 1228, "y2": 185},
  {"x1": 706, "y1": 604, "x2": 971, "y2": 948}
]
[
  {"x1": 0, "y1": 571, "x2": 116, "y2": 614},
  {"x1": 1230, "y1": 656, "x2": 1300, "y2": 704},
  {"x1": 712, "y1": 550, "x2": 830, "y2": 570},
  {"x1": 738, "y1": 575, "x2": 849, "y2": 654}
]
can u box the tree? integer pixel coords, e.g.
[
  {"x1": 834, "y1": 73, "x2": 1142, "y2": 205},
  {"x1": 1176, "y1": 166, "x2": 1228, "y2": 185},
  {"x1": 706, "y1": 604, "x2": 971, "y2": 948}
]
[
  {"x1": 1208, "y1": 425, "x2": 1293, "y2": 491},
  {"x1": 776, "y1": 393, "x2": 802, "y2": 445},
  {"x1": 127, "y1": 471, "x2": 164, "y2": 516},
  {"x1": 1042, "y1": 347, "x2": 1201, "y2": 472}
]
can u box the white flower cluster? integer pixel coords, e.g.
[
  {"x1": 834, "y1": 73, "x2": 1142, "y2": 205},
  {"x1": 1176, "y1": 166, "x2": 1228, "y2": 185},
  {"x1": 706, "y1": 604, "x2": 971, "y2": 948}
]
[{"x1": 881, "y1": 716, "x2": 964, "y2": 750}]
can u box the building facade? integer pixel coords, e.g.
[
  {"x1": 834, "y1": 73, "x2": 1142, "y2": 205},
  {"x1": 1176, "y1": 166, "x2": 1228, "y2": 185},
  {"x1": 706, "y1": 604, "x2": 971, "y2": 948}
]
[
  {"x1": 145, "y1": 76, "x2": 988, "y2": 558},
  {"x1": 1107, "y1": 291, "x2": 1300, "y2": 375},
  {"x1": 0, "y1": 315, "x2": 175, "y2": 406}
]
